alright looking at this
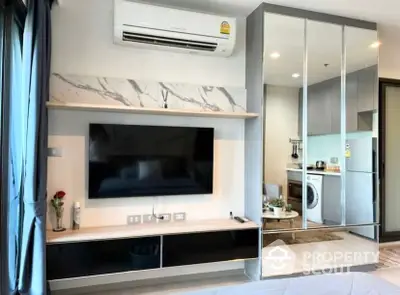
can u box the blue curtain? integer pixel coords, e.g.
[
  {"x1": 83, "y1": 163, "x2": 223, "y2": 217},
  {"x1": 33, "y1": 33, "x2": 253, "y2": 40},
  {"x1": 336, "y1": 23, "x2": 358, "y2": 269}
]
[
  {"x1": 8, "y1": 7, "x2": 24, "y2": 293},
  {"x1": 8, "y1": 0, "x2": 51, "y2": 294}
]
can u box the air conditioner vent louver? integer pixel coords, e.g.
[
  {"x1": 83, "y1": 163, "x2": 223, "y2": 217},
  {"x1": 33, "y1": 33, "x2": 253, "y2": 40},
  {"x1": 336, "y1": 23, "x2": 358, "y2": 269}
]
[{"x1": 122, "y1": 31, "x2": 218, "y2": 52}]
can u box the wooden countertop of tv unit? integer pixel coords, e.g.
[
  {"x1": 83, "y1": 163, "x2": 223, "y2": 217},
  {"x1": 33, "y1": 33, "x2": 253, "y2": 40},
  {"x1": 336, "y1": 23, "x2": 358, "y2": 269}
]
[{"x1": 47, "y1": 219, "x2": 259, "y2": 244}]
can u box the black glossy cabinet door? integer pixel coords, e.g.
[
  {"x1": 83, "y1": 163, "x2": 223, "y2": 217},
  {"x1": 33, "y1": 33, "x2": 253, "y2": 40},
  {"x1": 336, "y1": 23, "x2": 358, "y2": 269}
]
[
  {"x1": 162, "y1": 229, "x2": 258, "y2": 267},
  {"x1": 47, "y1": 236, "x2": 160, "y2": 280}
]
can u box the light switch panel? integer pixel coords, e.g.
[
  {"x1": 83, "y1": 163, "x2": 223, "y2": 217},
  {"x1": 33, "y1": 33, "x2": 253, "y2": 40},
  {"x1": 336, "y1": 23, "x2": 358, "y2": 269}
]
[
  {"x1": 48, "y1": 147, "x2": 63, "y2": 157},
  {"x1": 330, "y1": 157, "x2": 339, "y2": 164}
]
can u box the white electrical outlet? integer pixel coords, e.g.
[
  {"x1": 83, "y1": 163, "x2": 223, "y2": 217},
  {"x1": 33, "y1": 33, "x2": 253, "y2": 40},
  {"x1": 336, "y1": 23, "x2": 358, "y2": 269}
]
[
  {"x1": 127, "y1": 215, "x2": 141, "y2": 225},
  {"x1": 159, "y1": 213, "x2": 171, "y2": 223},
  {"x1": 173, "y1": 212, "x2": 186, "y2": 221},
  {"x1": 330, "y1": 157, "x2": 339, "y2": 164},
  {"x1": 143, "y1": 214, "x2": 156, "y2": 223}
]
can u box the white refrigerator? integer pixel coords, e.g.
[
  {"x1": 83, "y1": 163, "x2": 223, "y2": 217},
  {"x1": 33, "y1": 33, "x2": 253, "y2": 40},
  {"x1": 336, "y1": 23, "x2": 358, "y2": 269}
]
[{"x1": 345, "y1": 137, "x2": 377, "y2": 240}]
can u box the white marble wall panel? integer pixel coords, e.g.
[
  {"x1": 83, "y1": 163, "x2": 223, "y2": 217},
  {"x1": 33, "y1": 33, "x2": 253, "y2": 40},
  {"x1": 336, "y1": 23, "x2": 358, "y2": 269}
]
[
  {"x1": 50, "y1": 73, "x2": 161, "y2": 108},
  {"x1": 50, "y1": 73, "x2": 247, "y2": 113},
  {"x1": 159, "y1": 83, "x2": 246, "y2": 113}
]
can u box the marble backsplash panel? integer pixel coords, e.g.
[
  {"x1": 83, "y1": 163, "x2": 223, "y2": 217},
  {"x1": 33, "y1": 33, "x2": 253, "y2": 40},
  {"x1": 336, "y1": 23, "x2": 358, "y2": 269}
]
[
  {"x1": 51, "y1": 74, "x2": 160, "y2": 108},
  {"x1": 50, "y1": 73, "x2": 247, "y2": 113}
]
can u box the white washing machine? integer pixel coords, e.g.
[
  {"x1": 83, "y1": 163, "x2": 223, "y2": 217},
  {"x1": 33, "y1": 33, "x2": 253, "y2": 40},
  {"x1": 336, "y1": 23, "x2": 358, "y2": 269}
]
[{"x1": 307, "y1": 174, "x2": 323, "y2": 224}]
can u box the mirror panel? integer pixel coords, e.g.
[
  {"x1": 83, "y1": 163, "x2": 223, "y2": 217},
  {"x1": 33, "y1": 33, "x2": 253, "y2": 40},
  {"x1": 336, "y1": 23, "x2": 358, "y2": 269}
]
[
  {"x1": 344, "y1": 26, "x2": 378, "y2": 231},
  {"x1": 305, "y1": 20, "x2": 343, "y2": 228},
  {"x1": 262, "y1": 13, "x2": 378, "y2": 235},
  {"x1": 263, "y1": 12, "x2": 305, "y2": 231}
]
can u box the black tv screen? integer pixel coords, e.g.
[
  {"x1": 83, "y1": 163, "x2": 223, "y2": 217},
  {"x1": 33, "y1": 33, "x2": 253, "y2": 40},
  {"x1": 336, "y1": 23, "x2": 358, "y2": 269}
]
[{"x1": 88, "y1": 124, "x2": 214, "y2": 199}]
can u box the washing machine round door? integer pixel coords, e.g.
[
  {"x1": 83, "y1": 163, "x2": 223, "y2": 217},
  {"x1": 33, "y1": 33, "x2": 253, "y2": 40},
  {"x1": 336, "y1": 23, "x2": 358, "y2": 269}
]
[{"x1": 307, "y1": 183, "x2": 319, "y2": 209}]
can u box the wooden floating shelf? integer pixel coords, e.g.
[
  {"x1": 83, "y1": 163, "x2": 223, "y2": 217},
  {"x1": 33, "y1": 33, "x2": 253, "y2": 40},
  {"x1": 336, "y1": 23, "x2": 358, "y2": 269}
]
[{"x1": 46, "y1": 102, "x2": 259, "y2": 119}]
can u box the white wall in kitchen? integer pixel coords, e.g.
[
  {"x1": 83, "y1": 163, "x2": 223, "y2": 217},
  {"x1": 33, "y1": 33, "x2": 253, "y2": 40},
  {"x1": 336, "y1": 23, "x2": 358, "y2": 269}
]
[{"x1": 264, "y1": 85, "x2": 299, "y2": 199}]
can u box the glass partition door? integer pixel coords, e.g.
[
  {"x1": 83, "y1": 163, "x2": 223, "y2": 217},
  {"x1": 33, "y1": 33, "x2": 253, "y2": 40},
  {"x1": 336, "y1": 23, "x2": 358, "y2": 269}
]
[
  {"x1": 263, "y1": 12, "x2": 305, "y2": 231},
  {"x1": 305, "y1": 20, "x2": 343, "y2": 228},
  {"x1": 263, "y1": 13, "x2": 379, "y2": 233}
]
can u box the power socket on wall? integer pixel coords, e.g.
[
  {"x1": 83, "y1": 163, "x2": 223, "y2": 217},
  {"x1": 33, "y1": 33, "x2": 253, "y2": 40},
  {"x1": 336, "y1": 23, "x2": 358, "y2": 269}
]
[
  {"x1": 127, "y1": 215, "x2": 142, "y2": 225},
  {"x1": 174, "y1": 212, "x2": 186, "y2": 221},
  {"x1": 143, "y1": 214, "x2": 156, "y2": 223},
  {"x1": 158, "y1": 213, "x2": 171, "y2": 223}
]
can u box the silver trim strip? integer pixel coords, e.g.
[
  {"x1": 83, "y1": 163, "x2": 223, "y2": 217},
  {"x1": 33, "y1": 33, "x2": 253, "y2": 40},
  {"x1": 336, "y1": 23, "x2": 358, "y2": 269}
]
[
  {"x1": 340, "y1": 25, "x2": 347, "y2": 226},
  {"x1": 160, "y1": 235, "x2": 163, "y2": 268},
  {"x1": 262, "y1": 222, "x2": 379, "y2": 234},
  {"x1": 302, "y1": 19, "x2": 308, "y2": 229}
]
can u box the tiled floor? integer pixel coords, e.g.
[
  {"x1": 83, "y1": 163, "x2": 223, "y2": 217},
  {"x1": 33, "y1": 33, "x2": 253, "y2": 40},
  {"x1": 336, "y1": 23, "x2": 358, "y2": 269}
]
[
  {"x1": 79, "y1": 274, "x2": 249, "y2": 295},
  {"x1": 372, "y1": 267, "x2": 400, "y2": 286},
  {"x1": 262, "y1": 231, "x2": 379, "y2": 277},
  {"x1": 77, "y1": 268, "x2": 400, "y2": 295},
  {"x1": 263, "y1": 215, "x2": 321, "y2": 231}
]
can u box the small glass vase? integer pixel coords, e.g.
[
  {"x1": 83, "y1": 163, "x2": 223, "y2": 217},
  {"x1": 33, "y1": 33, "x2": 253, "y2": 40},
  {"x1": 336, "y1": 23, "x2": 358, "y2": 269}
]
[{"x1": 53, "y1": 207, "x2": 66, "y2": 232}]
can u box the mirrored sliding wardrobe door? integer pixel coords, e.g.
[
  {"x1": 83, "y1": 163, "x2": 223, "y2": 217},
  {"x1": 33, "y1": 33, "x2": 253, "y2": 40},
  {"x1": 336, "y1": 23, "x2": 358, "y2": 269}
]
[
  {"x1": 305, "y1": 20, "x2": 343, "y2": 228},
  {"x1": 344, "y1": 26, "x2": 378, "y2": 238},
  {"x1": 263, "y1": 12, "x2": 305, "y2": 231}
]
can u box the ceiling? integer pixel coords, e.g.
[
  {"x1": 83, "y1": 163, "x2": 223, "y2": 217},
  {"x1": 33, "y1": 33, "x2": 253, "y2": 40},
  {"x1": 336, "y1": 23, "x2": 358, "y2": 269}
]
[
  {"x1": 264, "y1": 13, "x2": 378, "y2": 87},
  {"x1": 142, "y1": 0, "x2": 399, "y2": 25},
  {"x1": 141, "y1": 0, "x2": 399, "y2": 80},
  {"x1": 143, "y1": 0, "x2": 382, "y2": 88}
]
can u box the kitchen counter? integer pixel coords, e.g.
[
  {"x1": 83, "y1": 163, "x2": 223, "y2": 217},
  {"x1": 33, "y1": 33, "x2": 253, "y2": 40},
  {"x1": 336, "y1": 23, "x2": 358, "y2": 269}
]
[{"x1": 286, "y1": 168, "x2": 341, "y2": 176}]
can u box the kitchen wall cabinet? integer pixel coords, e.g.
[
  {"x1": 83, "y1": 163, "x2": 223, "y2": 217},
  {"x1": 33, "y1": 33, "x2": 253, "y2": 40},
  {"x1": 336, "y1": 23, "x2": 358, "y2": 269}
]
[
  {"x1": 298, "y1": 66, "x2": 377, "y2": 137},
  {"x1": 357, "y1": 66, "x2": 377, "y2": 113},
  {"x1": 308, "y1": 82, "x2": 332, "y2": 136},
  {"x1": 345, "y1": 72, "x2": 359, "y2": 133},
  {"x1": 298, "y1": 91, "x2": 305, "y2": 137},
  {"x1": 298, "y1": 82, "x2": 332, "y2": 137},
  {"x1": 329, "y1": 72, "x2": 360, "y2": 134},
  {"x1": 330, "y1": 78, "x2": 341, "y2": 134}
]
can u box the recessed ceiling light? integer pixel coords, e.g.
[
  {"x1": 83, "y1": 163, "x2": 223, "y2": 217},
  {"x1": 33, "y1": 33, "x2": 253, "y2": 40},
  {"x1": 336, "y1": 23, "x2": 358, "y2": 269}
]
[
  {"x1": 292, "y1": 73, "x2": 300, "y2": 78},
  {"x1": 270, "y1": 52, "x2": 280, "y2": 59},
  {"x1": 369, "y1": 41, "x2": 381, "y2": 48}
]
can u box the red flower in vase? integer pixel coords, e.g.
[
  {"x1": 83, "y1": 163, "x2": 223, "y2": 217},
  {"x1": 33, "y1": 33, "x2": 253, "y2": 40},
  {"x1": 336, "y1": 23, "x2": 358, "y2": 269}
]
[{"x1": 54, "y1": 190, "x2": 66, "y2": 199}]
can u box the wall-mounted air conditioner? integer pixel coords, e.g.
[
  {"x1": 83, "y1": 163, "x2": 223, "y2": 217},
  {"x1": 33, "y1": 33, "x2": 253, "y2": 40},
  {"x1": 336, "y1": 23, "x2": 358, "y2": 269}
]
[{"x1": 114, "y1": 0, "x2": 236, "y2": 57}]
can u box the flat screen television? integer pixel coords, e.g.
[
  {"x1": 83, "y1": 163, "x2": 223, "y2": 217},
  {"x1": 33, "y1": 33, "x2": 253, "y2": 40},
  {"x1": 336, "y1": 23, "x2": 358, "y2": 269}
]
[{"x1": 88, "y1": 124, "x2": 214, "y2": 199}]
